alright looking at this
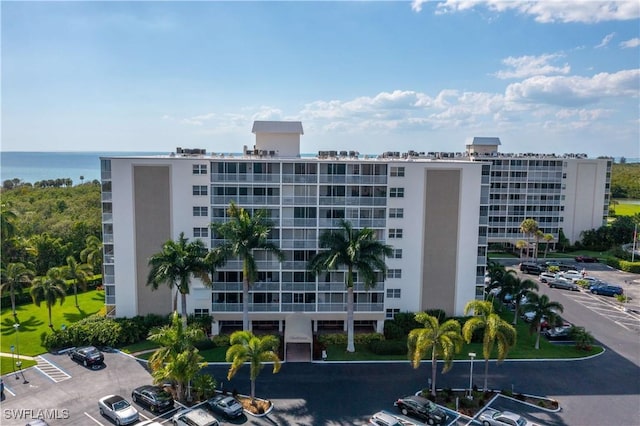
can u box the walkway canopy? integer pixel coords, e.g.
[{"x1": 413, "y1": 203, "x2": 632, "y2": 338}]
[{"x1": 284, "y1": 313, "x2": 313, "y2": 362}]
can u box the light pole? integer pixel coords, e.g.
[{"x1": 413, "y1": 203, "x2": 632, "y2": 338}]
[
  {"x1": 467, "y1": 352, "x2": 476, "y2": 399},
  {"x1": 13, "y1": 323, "x2": 21, "y2": 381}
]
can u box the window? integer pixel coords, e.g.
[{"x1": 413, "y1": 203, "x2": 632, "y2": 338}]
[
  {"x1": 193, "y1": 206, "x2": 208, "y2": 217},
  {"x1": 386, "y1": 289, "x2": 401, "y2": 298},
  {"x1": 390, "y1": 188, "x2": 404, "y2": 198},
  {"x1": 193, "y1": 164, "x2": 207, "y2": 175},
  {"x1": 193, "y1": 227, "x2": 209, "y2": 238},
  {"x1": 388, "y1": 229, "x2": 403, "y2": 239},
  {"x1": 389, "y1": 249, "x2": 402, "y2": 259},
  {"x1": 192, "y1": 185, "x2": 208, "y2": 196},
  {"x1": 194, "y1": 309, "x2": 209, "y2": 317},
  {"x1": 387, "y1": 269, "x2": 402, "y2": 279},
  {"x1": 386, "y1": 308, "x2": 400, "y2": 319},
  {"x1": 389, "y1": 208, "x2": 404, "y2": 218},
  {"x1": 390, "y1": 166, "x2": 405, "y2": 177}
]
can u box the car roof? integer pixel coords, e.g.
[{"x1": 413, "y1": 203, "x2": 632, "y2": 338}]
[
  {"x1": 371, "y1": 411, "x2": 402, "y2": 425},
  {"x1": 497, "y1": 411, "x2": 522, "y2": 421}
]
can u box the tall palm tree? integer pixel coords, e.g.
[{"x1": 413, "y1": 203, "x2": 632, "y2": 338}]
[
  {"x1": 308, "y1": 219, "x2": 392, "y2": 353},
  {"x1": 0, "y1": 262, "x2": 35, "y2": 317},
  {"x1": 515, "y1": 240, "x2": 528, "y2": 259},
  {"x1": 521, "y1": 293, "x2": 564, "y2": 350},
  {"x1": 408, "y1": 312, "x2": 463, "y2": 397},
  {"x1": 30, "y1": 267, "x2": 67, "y2": 328},
  {"x1": 485, "y1": 268, "x2": 517, "y2": 307},
  {"x1": 147, "y1": 233, "x2": 211, "y2": 329},
  {"x1": 211, "y1": 202, "x2": 284, "y2": 331},
  {"x1": 462, "y1": 300, "x2": 517, "y2": 390},
  {"x1": 542, "y1": 233, "x2": 554, "y2": 259},
  {"x1": 534, "y1": 230, "x2": 544, "y2": 260},
  {"x1": 504, "y1": 274, "x2": 539, "y2": 325},
  {"x1": 0, "y1": 201, "x2": 17, "y2": 241},
  {"x1": 63, "y1": 256, "x2": 93, "y2": 308},
  {"x1": 80, "y1": 235, "x2": 103, "y2": 275},
  {"x1": 519, "y1": 218, "x2": 539, "y2": 259},
  {"x1": 226, "y1": 330, "x2": 281, "y2": 402},
  {"x1": 148, "y1": 311, "x2": 206, "y2": 402}
]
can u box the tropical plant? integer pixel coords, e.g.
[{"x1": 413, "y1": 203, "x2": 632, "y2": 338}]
[
  {"x1": 30, "y1": 267, "x2": 67, "y2": 328},
  {"x1": 225, "y1": 330, "x2": 281, "y2": 402},
  {"x1": 63, "y1": 256, "x2": 93, "y2": 308},
  {"x1": 504, "y1": 274, "x2": 539, "y2": 325},
  {"x1": 534, "y1": 230, "x2": 544, "y2": 259},
  {"x1": 485, "y1": 269, "x2": 517, "y2": 307},
  {"x1": 192, "y1": 373, "x2": 217, "y2": 401},
  {"x1": 0, "y1": 262, "x2": 35, "y2": 316},
  {"x1": 148, "y1": 311, "x2": 206, "y2": 402},
  {"x1": 519, "y1": 218, "x2": 539, "y2": 259},
  {"x1": 407, "y1": 312, "x2": 463, "y2": 397},
  {"x1": 308, "y1": 219, "x2": 392, "y2": 352},
  {"x1": 462, "y1": 300, "x2": 517, "y2": 390},
  {"x1": 81, "y1": 235, "x2": 103, "y2": 275},
  {"x1": 211, "y1": 202, "x2": 284, "y2": 331},
  {"x1": 147, "y1": 233, "x2": 212, "y2": 329},
  {"x1": 570, "y1": 326, "x2": 594, "y2": 351},
  {"x1": 515, "y1": 240, "x2": 528, "y2": 259},
  {"x1": 521, "y1": 293, "x2": 564, "y2": 350},
  {"x1": 542, "y1": 233, "x2": 554, "y2": 259}
]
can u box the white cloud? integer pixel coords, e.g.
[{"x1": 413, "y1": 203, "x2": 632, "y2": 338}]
[
  {"x1": 620, "y1": 37, "x2": 640, "y2": 48},
  {"x1": 505, "y1": 69, "x2": 640, "y2": 106},
  {"x1": 494, "y1": 54, "x2": 570, "y2": 79},
  {"x1": 431, "y1": 1, "x2": 640, "y2": 23},
  {"x1": 595, "y1": 32, "x2": 616, "y2": 48}
]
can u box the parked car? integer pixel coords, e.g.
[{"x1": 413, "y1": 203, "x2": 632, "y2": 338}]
[
  {"x1": 69, "y1": 346, "x2": 104, "y2": 367},
  {"x1": 131, "y1": 385, "x2": 174, "y2": 413},
  {"x1": 544, "y1": 326, "x2": 574, "y2": 341},
  {"x1": 540, "y1": 317, "x2": 572, "y2": 332},
  {"x1": 574, "y1": 276, "x2": 599, "y2": 286},
  {"x1": 394, "y1": 395, "x2": 447, "y2": 425},
  {"x1": 559, "y1": 270, "x2": 583, "y2": 281},
  {"x1": 98, "y1": 395, "x2": 139, "y2": 426},
  {"x1": 519, "y1": 262, "x2": 544, "y2": 275},
  {"x1": 547, "y1": 279, "x2": 579, "y2": 291},
  {"x1": 172, "y1": 408, "x2": 220, "y2": 426},
  {"x1": 207, "y1": 394, "x2": 243, "y2": 419},
  {"x1": 590, "y1": 283, "x2": 624, "y2": 296},
  {"x1": 478, "y1": 408, "x2": 540, "y2": 426},
  {"x1": 575, "y1": 255, "x2": 598, "y2": 263},
  {"x1": 545, "y1": 261, "x2": 577, "y2": 272},
  {"x1": 538, "y1": 272, "x2": 557, "y2": 283},
  {"x1": 369, "y1": 411, "x2": 403, "y2": 426}
]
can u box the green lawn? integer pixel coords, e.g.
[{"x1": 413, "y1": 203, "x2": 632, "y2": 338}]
[
  {"x1": 613, "y1": 202, "x2": 640, "y2": 216},
  {"x1": 1, "y1": 356, "x2": 37, "y2": 376},
  {"x1": 0, "y1": 289, "x2": 105, "y2": 356}
]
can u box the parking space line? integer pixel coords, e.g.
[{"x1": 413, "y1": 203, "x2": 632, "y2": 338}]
[{"x1": 84, "y1": 412, "x2": 105, "y2": 425}]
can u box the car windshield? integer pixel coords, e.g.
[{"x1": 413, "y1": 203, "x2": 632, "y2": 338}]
[
  {"x1": 113, "y1": 400, "x2": 130, "y2": 411},
  {"x1": 155, "y1": 391, "x2": 172, "y2": 402}
]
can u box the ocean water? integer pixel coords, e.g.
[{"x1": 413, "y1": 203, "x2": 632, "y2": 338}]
[{"x1": 0, "y1": 152, "x2": 162, "y2": 184}]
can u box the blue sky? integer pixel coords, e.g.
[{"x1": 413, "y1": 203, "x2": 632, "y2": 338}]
[{"x1": 2, "y1": 1, "x2": 639, "y2": 158}]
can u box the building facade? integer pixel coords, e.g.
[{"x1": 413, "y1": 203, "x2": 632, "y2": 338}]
[{"x1": 100, "y1": 122, "x2": 610, "y2": 333}]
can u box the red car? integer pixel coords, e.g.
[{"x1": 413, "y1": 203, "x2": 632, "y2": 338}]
[{"x1": 575, "y1": 255, "x2": 598, "y2": 263}]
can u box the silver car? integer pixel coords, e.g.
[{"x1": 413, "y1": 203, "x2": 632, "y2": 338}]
[
  {"x1": 98, "y1": 395, "x2": 139, "y2": 425},
  {"x1": 547, "y1": 278, "x2": 579, "y2": 291},
  {"x1": 478, "y1": 408, "x2": 539, "y2": 426},
  {"x1": 208, "y1": 394, "x2": 243, "y2": 419}
]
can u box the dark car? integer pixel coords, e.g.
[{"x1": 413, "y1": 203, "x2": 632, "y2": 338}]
[
  {"x1": 69, "y1": 346, "x2": 104, "y2": 367},
  {"x1": 547, "y1": 278, "x2": 580, "y2": 291},
  {"x1": 207, "y1": 394, "x2": 243, "y2": 419},
  {"x1": 575, "y1": 255, "x2": 598, "y2": 263},
  {"x1": 590, "y1": 283, "x2": 623, "y2": 296},
  {"x1": 131, "y1": 385, "x2": 174, "y2": 413},
  {"x1": 394, "y1": 395, "x2": 447, "y2": 425},
  {"x1": 519, "y1": 262, "x2": 544, "y2": 275}
]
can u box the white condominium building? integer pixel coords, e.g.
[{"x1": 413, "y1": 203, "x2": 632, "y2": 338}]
[{"x1": 100, "y1": 121, "x2": 610, "y2": 335}]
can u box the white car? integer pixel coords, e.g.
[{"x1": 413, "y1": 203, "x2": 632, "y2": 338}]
[
  {"x1": 172, "y1": 408, "x2": 220, "y2": 426},
  {"x1": 559, "y1": 270, "x2": 583, "y2": 281},
  {"x1": 538, "y1": 272, "x2": 557, "y2": 283},
  {"x1": 369, "y1": 410, "x2": 404, "y2": 426},
  {"x1": 478, "y1": 408, "x2": 540, "y2": 426},
  {"x1": 98, "y1": 395, "x2": 139, "y2": 425}
]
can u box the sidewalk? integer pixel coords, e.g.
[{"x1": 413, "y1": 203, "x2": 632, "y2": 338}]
[{"x1": 0, "y1": 352, "x2": 35, "y2": 360}]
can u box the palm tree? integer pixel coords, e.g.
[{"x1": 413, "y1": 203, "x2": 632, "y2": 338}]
[
  {"x1": 519, "y1": 218, "x2": 539, "y2": 259},
  {"x1": 148, "y1": 311, "x2": 206, "y2": 402},
  {"x1": 0, "y1": 201, "x2": 17, "y2": 241},
  {"x1": 542, "y1": 233, "x2": 554, "y2": 259},
  {"x1": 63, "y1": 256, "x2": 93, "y2": 308},
  {"x1": 30, "y1": 267, "x2": 67, "y2": 328},
  {"x1": 308, "y1": 219, "x2": 392, "y2": 353},
  {"x1": 534, "y1": 230, "x2": 544, "y2": 260},
  {"x1": 225, "y1": 330, "x2": 281, "y2": 402},
  {"x1": 504, "y1": 274, "x2": 539, "y2": 325},
  {"x1": 147, "y1": 233, "x2": 211, "y2": 329},
  {"x1": 462, "y1": 300, "x2": 517, "y2": 390},
  {"x1": 0, "y1": 262, "x2": 35, "y2": 317},
  {"x1": 408, "y1": 312, "x2": 463, "y2": 397},
  {"x1": 211, "y1": 202, "x2": 284, "y2": 331},
  {"x1": 485, "y1": 268, "x2": 517, "y2": 307},
  {"x1": 515, "y1": 240, "x2": 528, "y2": 259},
  {"x1": 80, "y1": 235, "x2": 103, "y2": 275},
  {"x1": 521, "y1": 293, "x2": 564, "y2": 350}
]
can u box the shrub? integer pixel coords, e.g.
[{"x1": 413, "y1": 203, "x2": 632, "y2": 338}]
[
  {"x1": 211, "y1": 334, "x2": 230, "y2": 347},
  {"x1": 618, "y1": 260, "x2": 640, "y2": 273},
  {"x1": 383, "y1": 321, "x2": 405, "y2": 340},
  {"x1": 354, "y1": 332, "x2": 384, "y2": 345},
  {"x1": 194, "y1": 338, "x2": 215, "y2": 351},
  {"x1": 191, "y1": 373, "x2": 217, "y2": 401},
  {"x1": 368, "y1": 339, "x2": 407, "y2": 355},
  {"x1": 317, "y1": 333, "x2": 347, "y2": 346}
]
